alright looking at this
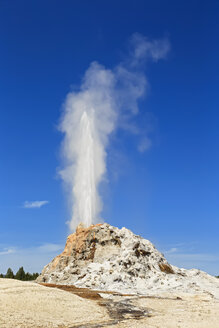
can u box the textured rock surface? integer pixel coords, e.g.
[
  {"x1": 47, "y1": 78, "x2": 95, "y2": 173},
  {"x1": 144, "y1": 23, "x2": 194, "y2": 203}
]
[{"x1": 37, "y1": 223, "x2": 219, "y2": 298}]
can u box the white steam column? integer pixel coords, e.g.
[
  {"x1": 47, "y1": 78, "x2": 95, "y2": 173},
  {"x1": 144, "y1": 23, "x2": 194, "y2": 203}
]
[{"x1": 73, "y1": 111, "x2": 98, "y2": 228}]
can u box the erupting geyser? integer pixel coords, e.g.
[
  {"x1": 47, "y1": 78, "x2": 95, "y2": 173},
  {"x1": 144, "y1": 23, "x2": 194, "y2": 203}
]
[
  {"x1": 37, "y1": 34, "x2": 219, "y2": 306},
  {"x1": 59, "y1": 34, "x2": 170, "y2": 230}
]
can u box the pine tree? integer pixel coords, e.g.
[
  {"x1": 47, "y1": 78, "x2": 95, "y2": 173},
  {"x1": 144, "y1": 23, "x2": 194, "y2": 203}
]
[
  {"x1": 5, "y1": 268, "x2": 14, "y2": 279},
  {"x1": 25, "y1": 272, "x2": 32, "y2": 281},
  {"x1": 15, "y1": 267, "x2": 26, "y2": 281},
  {"x1": 32, "y1": 272, "x2": 39, "y2": 280}
]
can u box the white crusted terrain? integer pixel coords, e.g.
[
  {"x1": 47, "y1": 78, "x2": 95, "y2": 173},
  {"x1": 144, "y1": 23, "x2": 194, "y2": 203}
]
[{"x1": 37, "y1": 223, "x2": 219, "y2": 299}]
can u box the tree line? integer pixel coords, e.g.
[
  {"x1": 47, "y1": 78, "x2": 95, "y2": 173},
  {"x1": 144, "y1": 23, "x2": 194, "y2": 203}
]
[{"x1": 0, "y1": 267, "x2": 39, "y2": 281}]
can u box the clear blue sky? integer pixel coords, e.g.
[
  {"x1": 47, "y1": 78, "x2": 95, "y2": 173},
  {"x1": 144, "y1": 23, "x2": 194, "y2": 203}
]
[{"x1": 0, "y1": 0, "x2": 218, "y2": 275}]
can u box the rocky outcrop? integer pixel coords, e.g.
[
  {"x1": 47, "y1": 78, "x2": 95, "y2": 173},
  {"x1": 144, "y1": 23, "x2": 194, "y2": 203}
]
[{"x1": 37, "y1": 223, "x2": 219, "y2": 298}]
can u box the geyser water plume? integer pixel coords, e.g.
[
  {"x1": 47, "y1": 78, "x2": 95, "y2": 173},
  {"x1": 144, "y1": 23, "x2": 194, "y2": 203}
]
[
  {"x1": 59, "y1": 34, "x2": 170, "y2": 231},
  {"x1": 76, "y1": 111, "x2": 96, "y2": 228},
  {"x1": 59, "y1": 63, "x2": 116, "y2": 231}
]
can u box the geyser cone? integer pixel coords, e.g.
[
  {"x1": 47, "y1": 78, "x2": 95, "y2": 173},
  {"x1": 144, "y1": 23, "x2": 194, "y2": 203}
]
[{"x1": 37, "y1": 224, "x2": 219, "y2": 298}]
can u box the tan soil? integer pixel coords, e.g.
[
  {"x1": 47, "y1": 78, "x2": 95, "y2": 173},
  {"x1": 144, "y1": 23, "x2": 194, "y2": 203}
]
[
  {"x1": 0, "y1": 279, "x2": 109, "y2": 328},
  {"x1": 1, "y1": 279, "x2": 219, "y2": 328},
  {"x1": 121, "y1": 293, "x2": 219, "y2": 328}
]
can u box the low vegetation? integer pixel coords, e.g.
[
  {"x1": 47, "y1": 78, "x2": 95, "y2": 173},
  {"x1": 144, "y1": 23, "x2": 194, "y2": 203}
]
[{"x1": 0, "y1": 267, "x2": 39, "y2": 281}]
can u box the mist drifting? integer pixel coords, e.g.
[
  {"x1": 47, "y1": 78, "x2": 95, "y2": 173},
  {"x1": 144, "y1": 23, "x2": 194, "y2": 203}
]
[{"x1": 59, "y1": 34, "x2": 170, "y2": 231}]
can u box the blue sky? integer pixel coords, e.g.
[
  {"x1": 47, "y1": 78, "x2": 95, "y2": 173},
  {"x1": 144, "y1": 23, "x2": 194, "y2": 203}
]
[{"x1": 0, "y1": 0, "x2": 218, "y2": 275}]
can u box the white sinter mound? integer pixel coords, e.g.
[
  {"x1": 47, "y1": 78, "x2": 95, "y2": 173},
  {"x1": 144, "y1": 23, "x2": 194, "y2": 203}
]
[{"x1": 37, "y1": 223, "x2": 219, "y2": 298}]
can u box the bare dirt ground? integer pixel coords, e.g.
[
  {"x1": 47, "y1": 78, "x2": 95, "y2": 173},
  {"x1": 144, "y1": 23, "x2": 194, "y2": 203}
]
[
  {"x1": 0, "y1": 279, "x2": 109, "y2": 328},
  {"x1": 1, "y1": 279, "x2": 219, "y2": 328}
]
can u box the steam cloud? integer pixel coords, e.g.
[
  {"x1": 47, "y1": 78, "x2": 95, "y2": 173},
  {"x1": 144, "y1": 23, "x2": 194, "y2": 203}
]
[{"x1": 59, "y1": 34, "x2": 170, "y2": 231}]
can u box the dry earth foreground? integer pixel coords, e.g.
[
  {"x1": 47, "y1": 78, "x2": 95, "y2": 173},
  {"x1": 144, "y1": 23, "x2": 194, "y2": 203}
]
[
  {"x1": 0, "y1": 279, "x2": 219, "y2": 328},
  {"x1": 1, "y1": 223, "x2": 219, "y2": 327}
]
